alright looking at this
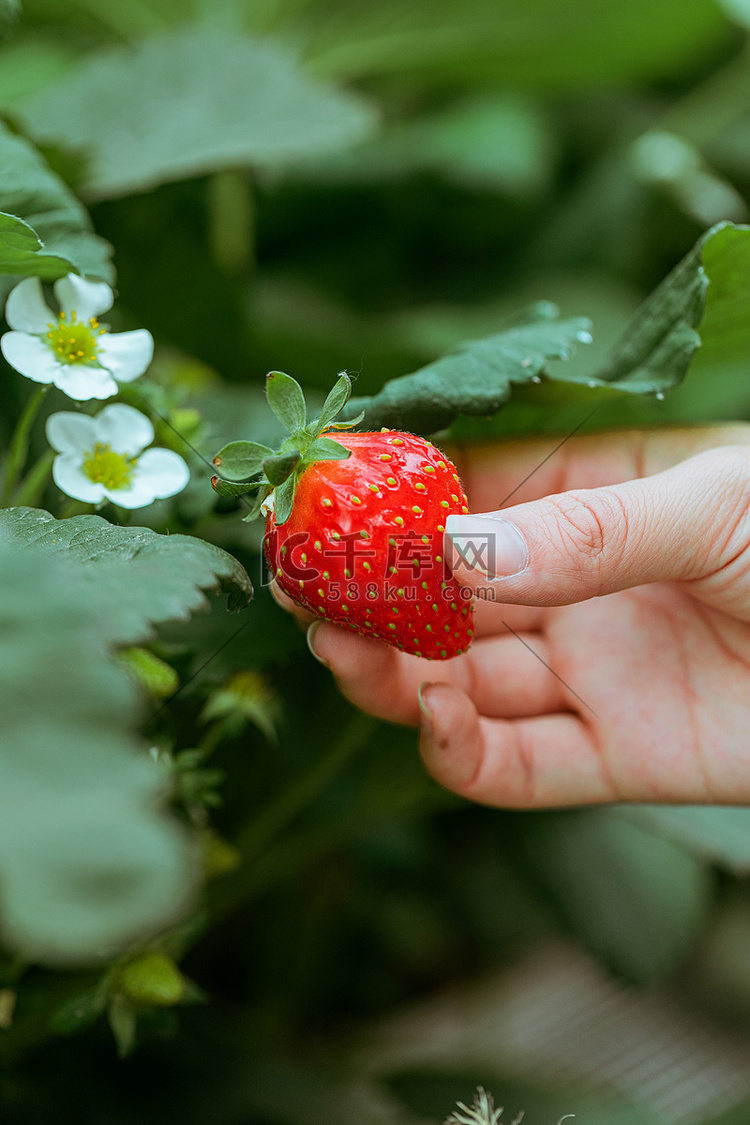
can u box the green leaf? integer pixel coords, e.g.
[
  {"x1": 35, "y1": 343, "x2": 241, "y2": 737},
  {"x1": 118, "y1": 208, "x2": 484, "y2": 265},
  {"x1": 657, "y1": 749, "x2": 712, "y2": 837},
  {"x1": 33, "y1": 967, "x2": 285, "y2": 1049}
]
[
  {"x1": 305, "y1": 436, "x2": 351, "y2": 463},
  {"x1": 19, "y1": 27, "x2": 376, "y2": 200},
  {"x1": 273, "y1": 473, "x2": 297, "y2": 525},
  {"x1": 266, "y1": 371, "x2": 307, "y2": 434},
  {"x1": 690, "y1": 221, "x2": 750, "y2": 372},
  {"x1": 263, "y1": 450, "x2": 302, "y2": 487},
  {"x1": 449, "y1": 222, "x2": 750, "y2": 441},
  {"x1": 589, "y1": 222, "x2": 713, "y2": 392},
  {"x1": 447, "y1": 221, "x2": 716, "y2": 440},
  {"x1": 0, "y1": 211, "x2": 73, "y2": 278},
  {"x1": 117, "y1": 952, "x2": 185, "y2": 1007},
  {"x1": 522, "y1": 808, "x2": 712, "y2": 984},
  {"x1": 0, "y1": 544, "x2": 196, "y2": 963},
  {"x1": 566, "y1": 223, "x2": 750, "y2": 402},
  {"x1": 595, "y1": 221, "x2": 750, "y2": 430},
  {"x1": 0, "y1": 120, "x2": 113, "y2": 286},
  {"x1": 329, "y1": 410, "x2": 366, "y2": 430},
  {"x1": 49, "y1": 986, "x2": 107, "y2": 1035},
  {"x1": 116, "y1": 647, "x2": 179, "y2": 701},
  {"x1": 107, "y1": 994, "x2": 137, "y2": 1058},
  {"x1": 616, "y1": 805, "x2": 750, "y2": 875},
  {"x1": 211, "y1": 476, "x2": 259, "y2": 499},
  {"x1": 0, "y1": 508, "x2": 253, "y2": 637},
  {"x1": 314, "y1": 372, "x2": 352, "y2": 433},
  {"x1": 213, "y1": 440, "x2": 275, "y2": 481},
  {"x1": 241, "y1": 488, "x2": 270, "y2": 523},
  {"x1": 345, "y1": 312, "x2": 592, "y2": 433}
]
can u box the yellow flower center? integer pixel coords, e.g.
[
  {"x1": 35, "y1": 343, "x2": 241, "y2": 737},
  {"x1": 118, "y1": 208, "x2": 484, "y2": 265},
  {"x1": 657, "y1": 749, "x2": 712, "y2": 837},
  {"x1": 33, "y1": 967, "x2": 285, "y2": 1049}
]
[
  {"x1": 82, "y1": 443, "x2": 136, "y2": 490},
  {"x1": 46, "y1": 310, "x2": 103, "y2": 365}
]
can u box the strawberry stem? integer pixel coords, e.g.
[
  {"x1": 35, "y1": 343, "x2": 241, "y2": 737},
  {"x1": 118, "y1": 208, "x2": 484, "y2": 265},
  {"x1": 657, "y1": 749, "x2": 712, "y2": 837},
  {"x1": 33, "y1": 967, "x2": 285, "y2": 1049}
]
[{"x1": 213, "y1": 370, "x2": 362, "y2": 523}]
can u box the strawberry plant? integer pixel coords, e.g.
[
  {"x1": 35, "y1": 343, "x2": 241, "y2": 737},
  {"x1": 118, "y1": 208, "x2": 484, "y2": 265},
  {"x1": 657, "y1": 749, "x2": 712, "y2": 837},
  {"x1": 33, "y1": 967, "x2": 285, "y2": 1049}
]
[{"x1": 5, "y1": 3, "x2": 750, "y2": 1125}]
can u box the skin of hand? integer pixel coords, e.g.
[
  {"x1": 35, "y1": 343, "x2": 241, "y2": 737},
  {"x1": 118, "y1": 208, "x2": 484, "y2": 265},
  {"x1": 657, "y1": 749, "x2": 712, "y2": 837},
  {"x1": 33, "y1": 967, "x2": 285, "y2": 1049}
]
[{"x1": 274, "y1": 424, "x2": 750, "y2": 809}]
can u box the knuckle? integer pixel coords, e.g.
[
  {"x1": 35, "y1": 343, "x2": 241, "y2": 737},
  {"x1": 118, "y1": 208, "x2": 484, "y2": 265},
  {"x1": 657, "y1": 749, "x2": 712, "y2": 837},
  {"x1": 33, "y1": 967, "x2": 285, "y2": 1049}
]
[
  {"x1": 714, "y1": 446, "x2": 750, "y2": 491},
  {"x1": 698, "y1": 447, "x2": 750, "y2": 568},
  {"x1": 510, "y1": 723, "x2": 537, "y2": 807},
  {"x1": 544, "y1": 488, "x2": 630, "y2": 564},
  {"x1": 699, "y1": 443, "x2": 750, "y2": 475}
]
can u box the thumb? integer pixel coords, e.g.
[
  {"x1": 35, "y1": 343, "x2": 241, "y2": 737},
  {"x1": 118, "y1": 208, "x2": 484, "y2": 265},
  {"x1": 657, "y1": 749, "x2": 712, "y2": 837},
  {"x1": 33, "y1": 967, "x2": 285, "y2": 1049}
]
[{"x1": 445, "y1": 446, "x2": 750, "y2": 608}]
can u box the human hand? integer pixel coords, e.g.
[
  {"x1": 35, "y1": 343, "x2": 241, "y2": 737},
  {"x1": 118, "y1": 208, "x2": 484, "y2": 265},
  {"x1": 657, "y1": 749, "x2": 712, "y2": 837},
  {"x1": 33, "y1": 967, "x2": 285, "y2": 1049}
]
[{"x1": 283, "y1": 424, "x2": 750, "y2": 808}]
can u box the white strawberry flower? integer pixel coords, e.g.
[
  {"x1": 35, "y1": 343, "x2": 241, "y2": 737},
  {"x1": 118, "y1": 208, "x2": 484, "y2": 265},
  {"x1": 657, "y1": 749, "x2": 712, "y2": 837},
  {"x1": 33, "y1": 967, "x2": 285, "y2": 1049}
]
[
  {"x1": 1, "y1": 275, "x2": 153, "y2": 401},
  {"x1": 46, "y1": 403, "x2": 190, "y2": 509}
]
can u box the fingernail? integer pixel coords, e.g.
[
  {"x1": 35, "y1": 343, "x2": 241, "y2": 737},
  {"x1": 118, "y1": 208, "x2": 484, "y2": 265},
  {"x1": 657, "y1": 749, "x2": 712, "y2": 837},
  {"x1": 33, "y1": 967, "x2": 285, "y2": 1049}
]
[
  {"x1": 418, "y1": 682, "x2": 435, "y2": 733},
  {"x1": 445, "y1": 514, "x2": 528, "y2": 578},
  {"x1": 306, "y1": 622, "x2": 329, "y2": 667}
]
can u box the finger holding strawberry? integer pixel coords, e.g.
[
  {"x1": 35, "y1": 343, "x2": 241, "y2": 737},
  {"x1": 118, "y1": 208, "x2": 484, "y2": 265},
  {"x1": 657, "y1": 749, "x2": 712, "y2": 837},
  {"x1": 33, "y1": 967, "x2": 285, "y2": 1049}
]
[{"x1": 213, "y1": 371, "x2": 475, "y2": 661}]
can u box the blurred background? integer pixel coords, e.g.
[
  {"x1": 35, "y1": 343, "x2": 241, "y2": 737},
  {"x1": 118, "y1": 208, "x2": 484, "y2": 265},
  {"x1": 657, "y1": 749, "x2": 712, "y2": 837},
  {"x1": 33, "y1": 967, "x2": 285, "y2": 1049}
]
[{"x1": 4, "y1": 1, "x2": 750, "y2": 1122}]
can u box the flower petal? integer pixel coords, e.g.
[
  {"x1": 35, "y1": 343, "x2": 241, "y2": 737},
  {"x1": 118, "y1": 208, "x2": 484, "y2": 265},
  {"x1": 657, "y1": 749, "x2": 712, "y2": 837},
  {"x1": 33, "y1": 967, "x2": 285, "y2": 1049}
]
[
  {"x1": 102, "y1": 480, "x2": 158, "y2": 509},
  {"x1": 1, "y1": 332, "x2": 61, "y2": 384},
  {"x1": 108, "y1": 448, "x2": 191, "y2": 508},
  {"x1": 53, "y1": 275, "x2": 113, "y2": 321},
  {"x1": 5, "y1": 277, "x2": 54, "y2": 333},
  {"x1": 45, "y1": 412, "x2": 97, "y2": 455},
  {"x1": 97, "y1": 329, "x2": 154, "y2": 383},
  {"x1": 94, "y1": 404, "x2": 154, "y2": 456},
  {"x1": 53, "y1": 364, "x2": 118, "y2": 402},
  {"x1": 135, "y1": 448, "x2": 190, "y2": 498},
  {"x1": 52, "y1": 453, "x2": 106, "y2": 504}
]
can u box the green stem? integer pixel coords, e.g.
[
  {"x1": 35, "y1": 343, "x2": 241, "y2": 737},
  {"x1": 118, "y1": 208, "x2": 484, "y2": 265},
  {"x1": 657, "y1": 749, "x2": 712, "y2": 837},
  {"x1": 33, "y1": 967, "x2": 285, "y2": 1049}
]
[
  {"x1": 59, "y1": 499, "x2": 93, "y2": 519},
  {"x1": 198, "y1": 722, "x2": 225, "y2": 759},
  {"x1": 216, "y1": 781, "x2": 452, "y2": 911},
  {"x1": 208, "y1": 169, "x2": 255, "y2": 274},
  {"x1": 0, "y1": 971, "x2": 99, "y2": 1068},
  {"x1": 12, "y1": 447, "x2": 54, "y2": 508},
  {"x1": 110, "y1": 505, "x2": 132, "y2": 525},
  {"x1": 239, "y1": 713, "x2": 372, "y2": 858},
  {"x1": 208, "y1": 712, "x2": 374, "y2": 922},
  {"x1": 1, "y1": 385, "x2": 49, "y2": 508},
  {"x1": 0, "y1": 955, "x2": 27, "y2": 989}
]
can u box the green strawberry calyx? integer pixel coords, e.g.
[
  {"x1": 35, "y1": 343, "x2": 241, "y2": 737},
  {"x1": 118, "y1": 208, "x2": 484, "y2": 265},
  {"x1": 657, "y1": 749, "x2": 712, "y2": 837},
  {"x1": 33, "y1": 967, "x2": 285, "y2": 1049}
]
[{"x1": 211, "y1": 371, "x2": 364, "y2": 524}]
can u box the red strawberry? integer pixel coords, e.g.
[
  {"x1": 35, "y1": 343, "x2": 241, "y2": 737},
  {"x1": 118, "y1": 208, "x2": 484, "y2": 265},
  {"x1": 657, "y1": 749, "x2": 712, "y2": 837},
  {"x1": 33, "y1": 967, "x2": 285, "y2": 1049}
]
[
  {"x1": 265, "y1": 430, "x2": 474, "y2": 659},
  {"x1": 213, "y1": 372, "x2": 474, "y2": 660}
]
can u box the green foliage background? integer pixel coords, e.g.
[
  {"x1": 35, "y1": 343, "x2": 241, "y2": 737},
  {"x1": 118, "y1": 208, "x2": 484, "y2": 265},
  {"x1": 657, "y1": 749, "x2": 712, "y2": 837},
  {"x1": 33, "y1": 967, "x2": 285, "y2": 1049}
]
[{"x1": 4, "y1": 1, "x2": 750, "y2": 1123}]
